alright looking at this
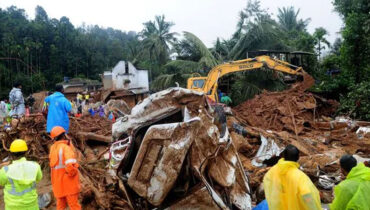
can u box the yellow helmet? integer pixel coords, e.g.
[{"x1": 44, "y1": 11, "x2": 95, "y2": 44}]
[{"x1": 10, "y1": 139, "x2": 28, "y2": 153}]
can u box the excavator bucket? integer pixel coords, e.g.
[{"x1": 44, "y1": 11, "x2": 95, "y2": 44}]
[
  {"x1": 297, "y1": 71, "x2": 315, "y2": 91},
  {"x1": 301, "y1": 71, "x2": 315, "y2": 90}
]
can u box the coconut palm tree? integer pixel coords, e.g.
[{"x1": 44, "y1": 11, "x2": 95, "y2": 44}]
[
  {"x1": 151, "y1": 32, "x2": 218, "y2": 91},
  {"x1": 229, "y1": 13, "x2": 288, "y2": 60},
  {"x1": 313, "y1": 27, "x2": 330, "y2": 60},
  {"x1": 277, "y1": 7, "x2": 310, "y2": 32},
  {"x1": 140, "y1": 15, "x2": 177, "y2": 66}
]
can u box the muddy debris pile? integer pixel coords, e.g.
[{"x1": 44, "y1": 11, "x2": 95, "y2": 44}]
[
  {"x1": 108, "y1": 86, "x2": 369, "y2": 208},
  {"x1": 230, "y1": 82, "x2": 370, "y2": 204},
  {"x1": 0, "y1": 115, "x2": 131, "y2": 210},
  {"x1": 233, "y1": 84, "x2": 339, "y2": 135}
]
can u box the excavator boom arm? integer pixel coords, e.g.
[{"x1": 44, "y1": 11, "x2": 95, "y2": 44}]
[{"x1": 201, "y1": 55, "x2": 304, "y2": 95}]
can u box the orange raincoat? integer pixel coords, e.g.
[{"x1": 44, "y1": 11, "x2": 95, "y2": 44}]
[{"x1": 49, "y1": 140, "x2": 80, "y2": 198}]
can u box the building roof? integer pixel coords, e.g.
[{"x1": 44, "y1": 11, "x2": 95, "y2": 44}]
[
  {"x1": 63, "y1": 86, "x2": 85, "y2": 94},
  {"x1": 57, "y1": 78, "x2": 102, "y2": 86}
]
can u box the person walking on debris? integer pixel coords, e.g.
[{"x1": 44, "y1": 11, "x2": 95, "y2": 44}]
[
  {"x1": 0, "y1": 99, "x2": 7, "y2": 124},
  {"x1": 0, "y1": 139, "x2": 43, "y2": 210},
  {"x1": 330, "y1": 155, "x2": 370, "y2": 210},
  {"x1": 44, "y1": 85, "x2": 72, "y2": 133},
  {"x1": 220, "y1": 93, "x2": 232, "y2": 105},
  {"x1": 9, "y1": 82, "x2": 26, "y2": 118},
  {"x1": 263, "y1": 144, "x2": 321, "y2": 210},
  {"x1": 49, "y1": 126, "x2": 81, "y2": 210}
]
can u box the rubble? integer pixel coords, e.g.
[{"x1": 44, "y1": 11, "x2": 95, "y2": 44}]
[
  {"x1": 0, "y1": 81, "x2": 369, "y2": 209},
  {"x1": 106, "y1": 99, "x2": 131, "y2": 117},
  {"x1": 109, "y1": 86, "x2": 369, "y2": 208},
  {"x1": 112, "y1": 88, "x2": 252, "y2": 209},
  {"x1": 30, "y1": 91, "x2": 48, "y2": 113},
  {"x1": 229, "y1": 81, "x2": 370, "y2": 204},
  {"x1": 0, "y1": 114, "x2": 129, "y2": 210},
  {"x1": 233, "y1": 81, "x2": 339, "y2": 135}
]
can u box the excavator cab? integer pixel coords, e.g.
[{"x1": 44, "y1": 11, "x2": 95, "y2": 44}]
[
  {"x1": 187, "y1": 77, "x2": 206, "y2": 91},
  {"x1": 188, "y1": 77, "x2": 221, "y2": 103}
]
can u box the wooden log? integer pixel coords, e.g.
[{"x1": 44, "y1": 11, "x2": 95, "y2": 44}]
[{"x1": 76, "y1": 132, "x2": 111, "y2": 143}]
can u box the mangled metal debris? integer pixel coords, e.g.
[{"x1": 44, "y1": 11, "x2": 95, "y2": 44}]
[
  {"x1": 251, "y1": 134, "x2": 283, "y2": 167},
  {"x1": 112, "y1": 87, "x2": 252, "y2": 209}
]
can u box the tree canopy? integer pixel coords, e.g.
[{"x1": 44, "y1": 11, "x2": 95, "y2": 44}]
[{"x1": 1, "y1": 1, "x2": 369, "y2": 119}]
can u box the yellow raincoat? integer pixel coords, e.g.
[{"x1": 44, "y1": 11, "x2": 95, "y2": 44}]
[{"x1": 263, "y1": 158, "x2": 321, "y2": 210}]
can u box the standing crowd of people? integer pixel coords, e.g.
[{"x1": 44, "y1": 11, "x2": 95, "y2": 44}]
[{"x1": 0, "y1": 83, "x2": 81, "y2": 209}]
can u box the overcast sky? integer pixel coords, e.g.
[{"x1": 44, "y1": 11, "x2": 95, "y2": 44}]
[{"x1": 0, "y1": 0, "x2": 343, "y2": 47}]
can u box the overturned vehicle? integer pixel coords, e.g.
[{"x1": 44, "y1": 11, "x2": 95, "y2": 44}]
[{"x1": 111, "y1": 88, "x2": 252, "y2": 209}]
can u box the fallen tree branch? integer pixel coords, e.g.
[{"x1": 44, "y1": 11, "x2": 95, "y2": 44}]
[{"x1": 77, "y1": 132, "x2": 111, "y2": 143}]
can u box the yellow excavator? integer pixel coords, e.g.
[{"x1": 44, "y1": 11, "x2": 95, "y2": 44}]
[{"x1": 187, "y1": 55, "x2": 313, "y2": 103}]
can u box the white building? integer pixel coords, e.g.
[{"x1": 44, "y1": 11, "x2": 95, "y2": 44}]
[{"x1": 103, "y1": 61, "x2": 149, "y2": 92}]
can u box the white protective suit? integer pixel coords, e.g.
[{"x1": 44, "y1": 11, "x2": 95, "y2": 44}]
[
  {"x1": 0, "y1": 101, "x2": 7, "y2": 122},
  {"x1": 9, "y1": 88, "x2": 25, "y2": 117}
]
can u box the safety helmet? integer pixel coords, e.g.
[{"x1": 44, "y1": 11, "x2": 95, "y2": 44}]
[
  {"x1": 10, "y1": 139, "x2": 28, "y2": 153},
  {"x1": 50, "y1": 126, "x2": 66, "y2": 139}
]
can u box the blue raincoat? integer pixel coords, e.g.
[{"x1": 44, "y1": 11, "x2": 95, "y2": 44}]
[{"x1": 44, "y1": 92, "x2": 72, "y2": 133}]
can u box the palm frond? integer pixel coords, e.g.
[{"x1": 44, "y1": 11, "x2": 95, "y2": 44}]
[
  {"x1": 151, "y1": 72, "x2": 192, "y2": 91},
  {"x1": 165, "y1": 60, "x2": 201, "y2": 73},
  {"x1": 230, "y1": 69, "x2": 287, "y2": 104},
  {"x1": 183, "y1": 31, "x2": 218, "y2": 67},
  {"x1": 151, "y1": 74, "x2": 176, "y2": 91}
]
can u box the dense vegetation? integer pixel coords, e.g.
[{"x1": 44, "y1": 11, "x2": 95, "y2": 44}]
[
  {"x1": 0, "y1": 0, "x2": 369, "y2": 119},
  {"x1": 0, "y1": 6, "x2": 140, "y2": 97},
  {"x1": 316, "y1": 0, "x2": 370, "y2": 120}
]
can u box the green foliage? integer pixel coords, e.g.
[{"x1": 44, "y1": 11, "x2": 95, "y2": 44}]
[
  {"x1": 140, "y1": 15, "x2": 177, "y2": 67},
  {"x1": 313, "y1": 27, "x2": 330, "y2": 59},
  {"x1": 0, "y1": 6, "x2": 142, "y2": 98},
  {"x1": 151, "y1": 32, "x2": 214, "y2": 91},
  {"x1": 165, "y1": 60, "x2": 201, "y2": 74},
  {"x1": 333, "y1": 0, "x2": 370, "y2": 83},
  {"x1": 338, "y1": 82, "x2": 370, "y2": 120},
  {"x1": 6, "y1": 1, "x2": 367, "y2": 121},
  {"x1": 230, "y1": 69, "x2": 286, "y2": 105},
  {"x1": 229, "y1": 12, "x2": 287, "y2": 60},
  {"x1": 325, "y1": 0, "x2": 370, "y2": 120},
  {"x1": 277, "y1": 7, "x2": 310, "y2": 32},
  {"x1": 150, "y1": 73, "x2": 191, "y2": 91},
  {"x1": 182, "y1": 32, "x2": 218, "y2": 68}
]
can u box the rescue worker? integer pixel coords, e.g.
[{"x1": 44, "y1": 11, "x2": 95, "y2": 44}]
[
  {"x1": 263, "y1": 144, "x2": 321, "y2": 210},
  {"x1": 44, "y1": 85, "x2": 72, "y2": 133},
  {"x1": 49, "y1": 126, "x2": 81, "y2": 210},
  {"x1": 220, "y1": 93, "x2": 232, "y2": 105},
  {"x1": 9, "y1": 82, "x2": 25, "y2": 118},
  {"x1": 217, "y1": 90, "x2": 223, "y2": 101},
  {"x1": 0, "y1": 99, "x2": 7, "y2": 124},
  {"x1": 330, "y1": 155, "x2": 370, "y2": 210},
  {"x1": 76, "y1": 93, "x2": 83, "y2": 115},
  {"x1": 0, "y1": 139, "x2": 43, "y2": 210}
]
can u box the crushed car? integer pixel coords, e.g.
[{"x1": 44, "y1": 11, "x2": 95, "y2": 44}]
[{"x1": 111, "y1": 87, "x2": 252, "y2": 209}]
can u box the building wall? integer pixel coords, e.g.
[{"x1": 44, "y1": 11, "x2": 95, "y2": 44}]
[
  {"x1": 136, "y1": 70, "x2": 149, "y2": 91},
  {"x1": 109, "y1": 61, "x2": 149, "y2": 91},
  {"x1": 103, "y1": 72, "x2": 113, "y2": 89}
]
